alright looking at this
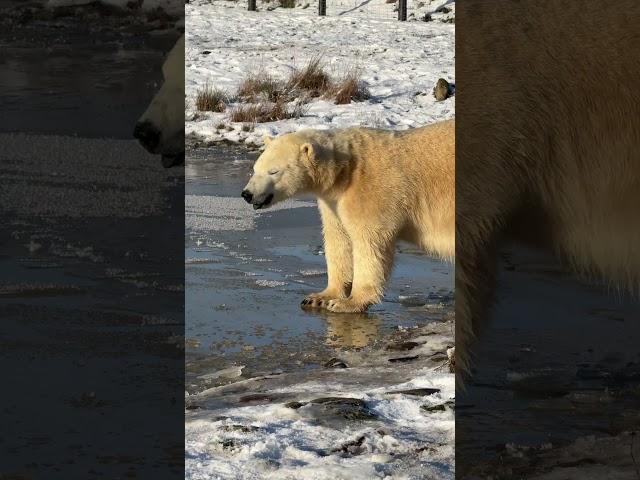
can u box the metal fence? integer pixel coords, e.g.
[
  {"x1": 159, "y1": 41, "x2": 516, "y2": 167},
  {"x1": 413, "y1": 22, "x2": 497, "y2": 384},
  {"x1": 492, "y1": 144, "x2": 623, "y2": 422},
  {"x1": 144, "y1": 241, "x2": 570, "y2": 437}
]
[{"x1": 248, "y1": 0, "x2": 412, "y2": 21}]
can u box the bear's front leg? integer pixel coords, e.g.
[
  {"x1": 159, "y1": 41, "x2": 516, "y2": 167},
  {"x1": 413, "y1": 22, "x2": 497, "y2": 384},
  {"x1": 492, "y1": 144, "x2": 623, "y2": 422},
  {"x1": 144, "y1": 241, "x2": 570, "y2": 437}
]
[
  {"x1": 301, "y1": 200, "x2": 353, "y2": 309},
  {"x1": 325, "y1": 232, "x2": 395, "y2": 313}
]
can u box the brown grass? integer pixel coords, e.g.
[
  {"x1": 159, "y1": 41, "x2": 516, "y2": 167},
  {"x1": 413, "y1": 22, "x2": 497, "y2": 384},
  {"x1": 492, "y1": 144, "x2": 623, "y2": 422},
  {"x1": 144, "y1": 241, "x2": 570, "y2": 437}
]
[
  {"x1": 237, "y1": 72, "x2": 289, "y2": 102},
  {"x1": 228, "y1": 57, "x2": 370, "y2": 124},
  {"x1": 279, "y1": 0, "x2": 296, "y2": 7},
  {"x1": 195, "y1": 84, "x2": 230, "y2": 112},
  {"x1": 228, "y1": 99, "x2": 308, "y2": 123},
  {"x1": 286, "y1": 55, "x2": 333, "y2": 97},
  {"x1": 328, "y1": 68, "x2": 370, "y2": 104}
]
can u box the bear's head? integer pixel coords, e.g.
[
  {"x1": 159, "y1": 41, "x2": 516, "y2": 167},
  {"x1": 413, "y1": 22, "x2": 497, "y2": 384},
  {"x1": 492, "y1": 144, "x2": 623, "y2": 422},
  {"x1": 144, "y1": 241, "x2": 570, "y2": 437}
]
[
  {"x1": 241, "y1": 132, "x2": 319, "y2": 210},
  {"x1": 133, "y1": 36, "x2": 185, "y2": 168}
]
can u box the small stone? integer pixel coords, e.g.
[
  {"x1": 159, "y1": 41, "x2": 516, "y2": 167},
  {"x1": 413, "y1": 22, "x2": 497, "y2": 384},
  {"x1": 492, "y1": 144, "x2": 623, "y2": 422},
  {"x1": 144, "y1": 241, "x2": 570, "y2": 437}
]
[
  {"x1": 324, "y1": 357, "x2": 349, "y2": 368},
  {"x1": 385, "y1": 341, "x2": 419, "y2": 351},
  {"x1": 285, "y1": 401, "x2": 306, "y2": 409},
  {"x1": 421, "y1": 401, "x2": 454, "y2": 413},
  {"x1": 386, "y1": 387, "x2": 440, "y2": 396},
  {"x1": 309, "y1": 397, "x2": 376, "y2": 421},
  {"x1": 220, "y1": 424, "x2": 260, "y2": 433},
  {"x1": 389, "y1": 355, "x2": 419, "y2": 363},
  {"x1": 239, "y1": 393, "x2": 282, "y2": 404},
  {"x1": 433, "y1": 78, "x2": 451, "y2": 101}
]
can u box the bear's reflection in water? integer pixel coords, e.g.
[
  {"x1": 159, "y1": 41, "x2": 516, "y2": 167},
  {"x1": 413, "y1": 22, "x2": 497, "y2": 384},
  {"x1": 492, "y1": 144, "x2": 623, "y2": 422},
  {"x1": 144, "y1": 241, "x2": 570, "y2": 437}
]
[{"x1": 319, "y1": 312, "x2": 382, "y2": 349}]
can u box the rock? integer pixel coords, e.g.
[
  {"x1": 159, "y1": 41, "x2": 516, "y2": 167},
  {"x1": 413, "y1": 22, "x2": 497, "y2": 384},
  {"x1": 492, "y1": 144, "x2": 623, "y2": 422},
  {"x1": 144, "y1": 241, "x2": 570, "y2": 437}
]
[
  {"x1": 331, "y1": 435, "x2": 366, "y2": 456},
  {"x1": 421, "y1": 401, "x2": 454, "y2": 413},
  {"x1": 389, "y1": 355, "x2": 419, "y2": 363},
  {"x1": 386, "y1": 387, "x2": 441, "y2": 396},
  {"x1": 433, "y1": 78, "x2": 452, "y2": 101},
  {"x1": 238, "y1": 393, "x2": 284, "y2": 404},
  {"x1": 220, "y1": 424, "x2": 260, "y2": 433},
  {"x1": 398, "y1": 294, "x2": 428, "y2": 306},
  {"x1": 324, "y1": 357, "x2": 348, "y2": 368},
  {"x1": 285, "y1": 401, "x2": 306, "y2": 409},
  {"x1": 309, "y1": 397, "x2": 377, "y2": 421},
  {"x1": 221, "y1": 439, "x2": 237, "y2": 450},
  {"x1": 435, "y1": 6, "x2": 451, "y2": 13},
  {"x1": 385, "y1": 341, "x2": 420, "y2": 351}
]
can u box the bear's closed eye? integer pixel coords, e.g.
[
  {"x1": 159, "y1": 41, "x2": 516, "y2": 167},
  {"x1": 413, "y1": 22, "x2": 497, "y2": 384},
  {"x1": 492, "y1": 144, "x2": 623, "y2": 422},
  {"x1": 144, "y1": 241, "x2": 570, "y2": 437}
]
[{"x1": 268, "y1": 170, "x2": 279, "y2": 175}]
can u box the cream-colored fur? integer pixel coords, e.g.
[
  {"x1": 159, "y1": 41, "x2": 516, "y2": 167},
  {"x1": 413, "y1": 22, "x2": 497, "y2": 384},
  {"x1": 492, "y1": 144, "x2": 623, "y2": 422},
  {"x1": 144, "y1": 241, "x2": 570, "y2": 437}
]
[
  {"x1": 243, "y1": 120, "x2": 455, "y2": 313},
  {"x1": 135, "y1": 35, "x2": 185, "y2": 164},
  {"x1": 457, "y1": 1, "x2": 640, "y2": 380}
]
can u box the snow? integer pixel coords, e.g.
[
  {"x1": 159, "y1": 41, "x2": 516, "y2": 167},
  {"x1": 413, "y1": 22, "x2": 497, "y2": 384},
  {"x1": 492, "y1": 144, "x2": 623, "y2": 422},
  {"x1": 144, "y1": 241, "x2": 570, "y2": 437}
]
[
  {"x1": 186, "y1": 0, "x2": 455, "y2": 146},
  {"x1": 186, "y1": 320, "x2": 455, "y2": 479}
]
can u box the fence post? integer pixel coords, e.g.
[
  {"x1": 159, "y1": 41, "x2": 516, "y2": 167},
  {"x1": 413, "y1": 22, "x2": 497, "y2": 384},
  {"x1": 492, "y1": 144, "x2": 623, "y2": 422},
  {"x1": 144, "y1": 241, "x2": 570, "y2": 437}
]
[
  {"x1": 398, "y1": 0, "x2": 406, "y2": 21},
  {"x1": 248, "y1": 0, "x2": 256, "y2": 11},
  {"x1": 318, "y1": 0, "x2": 326, "y2": 16}
]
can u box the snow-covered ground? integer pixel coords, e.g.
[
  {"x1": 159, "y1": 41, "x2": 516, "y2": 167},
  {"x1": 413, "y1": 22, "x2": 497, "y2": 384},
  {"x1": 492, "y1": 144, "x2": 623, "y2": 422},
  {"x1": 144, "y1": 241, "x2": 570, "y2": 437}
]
[
  {"x1": 186, "y1": 321, "x2": 455, "y2": 480},
  {"x1": 186, "y1": 0, "x2": 455, "y2": 146}
]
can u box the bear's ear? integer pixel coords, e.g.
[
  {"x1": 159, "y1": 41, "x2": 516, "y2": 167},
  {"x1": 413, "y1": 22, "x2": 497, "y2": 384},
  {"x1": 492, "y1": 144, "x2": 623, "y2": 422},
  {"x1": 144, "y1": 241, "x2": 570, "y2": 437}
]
[
  {"x1": 263, "y1": 136, "x2": 274, "y2": 145},
  {"x1": 300, "y1": 143, "x2": 315, "y2": 163}
]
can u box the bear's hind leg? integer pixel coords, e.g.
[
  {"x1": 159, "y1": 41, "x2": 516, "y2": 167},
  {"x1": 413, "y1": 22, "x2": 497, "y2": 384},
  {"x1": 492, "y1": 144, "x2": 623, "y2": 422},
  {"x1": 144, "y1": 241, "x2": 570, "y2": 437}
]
[{"x1": 301, "y1": 200, "x2": 353, "y2": 309}]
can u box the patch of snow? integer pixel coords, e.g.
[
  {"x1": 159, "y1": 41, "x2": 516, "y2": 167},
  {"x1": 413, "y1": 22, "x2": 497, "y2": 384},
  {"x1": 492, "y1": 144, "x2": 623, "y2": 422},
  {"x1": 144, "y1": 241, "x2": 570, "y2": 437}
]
[{"x1": 185, "y1": 0, "x2": 454, "y2": 146}]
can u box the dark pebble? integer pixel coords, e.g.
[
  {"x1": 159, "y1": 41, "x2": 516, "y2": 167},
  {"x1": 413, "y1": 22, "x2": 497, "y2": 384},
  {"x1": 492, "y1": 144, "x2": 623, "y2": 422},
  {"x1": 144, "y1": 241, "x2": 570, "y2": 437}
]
[
  {"x1": 385, "y1": 341, "x2": 420, "y2": 351},
  {"x1": 389, "y1": 355, "x2": 419, "y2": 363},
  {"x1": 324, "y1": 357, "x2": 349, "y2": 368},
  {"x1": 387, "y1": 387, "x2": 441, "y2": 396}
]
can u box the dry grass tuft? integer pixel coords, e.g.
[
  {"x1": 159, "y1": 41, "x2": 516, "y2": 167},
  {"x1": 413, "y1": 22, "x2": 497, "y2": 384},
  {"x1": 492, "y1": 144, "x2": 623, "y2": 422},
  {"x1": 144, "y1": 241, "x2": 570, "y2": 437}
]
[
  {"x1": 237, "y1": 72, "x2": 289, "y2": 102},
  {"x1": 228, "y1": 99, "x2": 308, "y2": 123},
  {"x1": 195, "y1": 84, "x2": 230, "y2": 112},
  {"x1": 287, "y1": 55, "x2": 333, "y2": 97},
  {"x1": 228, "y1": 57, "x2": 370, "y2": 125},
  {"x1": 329, "y1": 68, "x2": 370, "y2": 104}
]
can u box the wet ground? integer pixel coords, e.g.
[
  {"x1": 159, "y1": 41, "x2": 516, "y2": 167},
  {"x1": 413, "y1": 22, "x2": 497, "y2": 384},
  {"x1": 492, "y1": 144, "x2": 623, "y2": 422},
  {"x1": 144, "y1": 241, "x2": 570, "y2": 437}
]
[
  {"x1": 0, "y1": 6, "x2": 184, "y2": 477},
  {"x1": 458, "y1": 246, "x2": 640, "y2": 479},
  {"x1": 184, "y1": 145, "x2": 456, "y2": 478},
  {"x1": 184, "y1": 145, "x2": 454, "y2": 392}
]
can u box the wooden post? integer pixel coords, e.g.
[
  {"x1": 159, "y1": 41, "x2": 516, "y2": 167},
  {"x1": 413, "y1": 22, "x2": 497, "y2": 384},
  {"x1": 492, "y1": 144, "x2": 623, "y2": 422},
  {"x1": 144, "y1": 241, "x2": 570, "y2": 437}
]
[
  {"x1": 398, "y1": 0, "x2": 406, "y2": 21},
  {"x1": 248, "y1": 0, "x2": 256, "y2": 11},
  {"x1": 318, "y1": 0, "x2": 326, "y2": 16}
]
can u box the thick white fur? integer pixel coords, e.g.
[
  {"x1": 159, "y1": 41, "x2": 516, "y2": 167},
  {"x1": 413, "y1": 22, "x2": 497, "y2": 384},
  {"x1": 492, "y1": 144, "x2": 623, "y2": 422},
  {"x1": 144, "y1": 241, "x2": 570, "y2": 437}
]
[{"x1": 243, "y1": 120, "x2": 455, "y2": 313}]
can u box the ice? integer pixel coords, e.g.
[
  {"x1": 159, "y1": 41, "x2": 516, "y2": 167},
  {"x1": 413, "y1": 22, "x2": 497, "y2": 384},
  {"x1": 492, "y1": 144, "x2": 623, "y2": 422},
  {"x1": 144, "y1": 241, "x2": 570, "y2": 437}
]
[
  {"x1": 185, "y1": 195, "x2": 316, "y2": 232},
  {"x1": 255, "y1": 279, "x2": 287, "y2": 287}
]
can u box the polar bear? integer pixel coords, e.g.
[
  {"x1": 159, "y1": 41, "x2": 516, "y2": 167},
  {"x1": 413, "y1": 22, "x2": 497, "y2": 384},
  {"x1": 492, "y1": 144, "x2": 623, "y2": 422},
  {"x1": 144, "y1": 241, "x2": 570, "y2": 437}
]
[
  {"x1": 456, "y1": 0, "x2": 640, "y2": 380},
  {"x1": 242, "y1": 120, "x2": 455, "y2": 313},
  {"x1": 134, "y1": 35, "x2": 184, "y2": 168}
]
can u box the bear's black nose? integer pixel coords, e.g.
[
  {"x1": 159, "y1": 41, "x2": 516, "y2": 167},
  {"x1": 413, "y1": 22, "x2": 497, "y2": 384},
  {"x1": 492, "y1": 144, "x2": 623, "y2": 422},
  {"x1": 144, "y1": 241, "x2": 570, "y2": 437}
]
[
  {"x1": 133, "y1": 121, "x2": 161, "y2": 152},
  {"x1": 241, "y1": 189, "x2": 253, "y2": 203}
]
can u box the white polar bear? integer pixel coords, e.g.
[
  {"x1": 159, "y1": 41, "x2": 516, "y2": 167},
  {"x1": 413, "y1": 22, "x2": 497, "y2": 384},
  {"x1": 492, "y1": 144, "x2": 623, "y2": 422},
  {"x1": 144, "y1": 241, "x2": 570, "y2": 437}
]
[
  {"x1": 242, "y1": 121, "x2": 455, "y2": 313},
  {"x1": 134, "y1": 35, "x2": 184, "y2": 167}
]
